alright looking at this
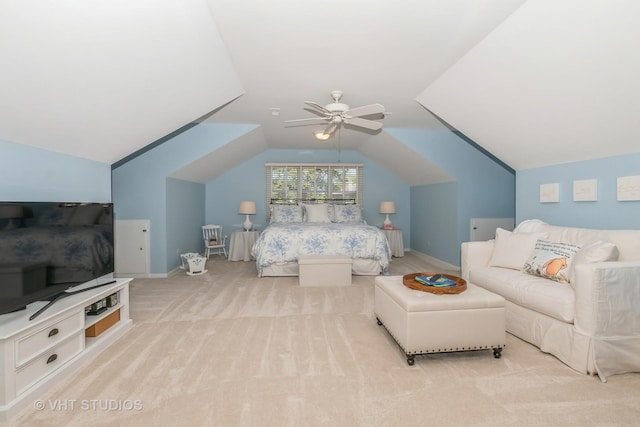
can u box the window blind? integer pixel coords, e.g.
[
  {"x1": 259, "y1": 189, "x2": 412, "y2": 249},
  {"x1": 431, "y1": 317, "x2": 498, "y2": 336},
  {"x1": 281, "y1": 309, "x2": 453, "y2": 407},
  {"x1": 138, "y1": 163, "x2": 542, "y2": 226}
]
[{"x1": 266, "y1": 163, "x2": 363, "y2": 214}]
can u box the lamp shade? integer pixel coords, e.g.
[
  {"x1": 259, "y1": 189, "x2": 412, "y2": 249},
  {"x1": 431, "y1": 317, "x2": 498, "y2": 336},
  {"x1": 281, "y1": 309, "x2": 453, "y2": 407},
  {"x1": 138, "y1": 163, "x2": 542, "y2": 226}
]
[
  {"x1": 238, "y1": 201, "x2": 256, "y2": 215},
  {"x1": 379, "y1": 201, "x2": 396, "y2": 214}
]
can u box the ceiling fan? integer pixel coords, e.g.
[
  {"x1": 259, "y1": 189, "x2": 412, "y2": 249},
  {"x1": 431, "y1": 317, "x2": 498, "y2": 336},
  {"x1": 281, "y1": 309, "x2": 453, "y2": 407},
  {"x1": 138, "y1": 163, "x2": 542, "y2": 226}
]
[{"x1": 284, "y1": 90, "x2": 385, "y2": 139}]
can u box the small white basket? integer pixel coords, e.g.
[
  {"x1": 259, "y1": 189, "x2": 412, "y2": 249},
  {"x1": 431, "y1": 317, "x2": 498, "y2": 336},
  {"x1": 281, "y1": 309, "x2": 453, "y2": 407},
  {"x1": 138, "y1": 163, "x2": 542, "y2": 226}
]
[{"x1": 180, "y1": 252, "x2": 208, "y2": 276}]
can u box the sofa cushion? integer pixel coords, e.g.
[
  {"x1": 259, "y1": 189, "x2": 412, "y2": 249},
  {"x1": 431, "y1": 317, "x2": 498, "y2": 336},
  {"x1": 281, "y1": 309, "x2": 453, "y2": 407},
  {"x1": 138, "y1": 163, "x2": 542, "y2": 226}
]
[
  {"x1": 522, "y1": 240, "x2": 581, "y2": 283},
  {"x1": 488, "y1": 228, "x2": 548, "y2": 270},
  {"x1": 470, "y1": 267, "x2": 575, "y2": 323}
]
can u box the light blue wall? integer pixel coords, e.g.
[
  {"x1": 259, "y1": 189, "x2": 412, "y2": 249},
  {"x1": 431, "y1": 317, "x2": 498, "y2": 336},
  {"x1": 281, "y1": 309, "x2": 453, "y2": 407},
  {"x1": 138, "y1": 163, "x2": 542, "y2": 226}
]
[
  {"x1": 0, "y1": 139, "x2": 111, "y2": 202},
  {"x1": 112, "y1": 125, "x2": 515, "y2": 273},
  {"x1": 387, "y1": 129, "x2": 516, "y2": 266},
  {"x1": 111, "y1": 123, "x2": 258, "y2": 274},
  {"x1": 166, "y1": 177, "x2": 205, "y2": 270},
  {"x1": 516, "y1": 152, "x2": 640, "y2": 228},
  {"x1": 205, "y1": 148, "x2": 411, "y2": 248},
  {"x1": 411, "y1": 182, "x2": 458, "y2": 263}
]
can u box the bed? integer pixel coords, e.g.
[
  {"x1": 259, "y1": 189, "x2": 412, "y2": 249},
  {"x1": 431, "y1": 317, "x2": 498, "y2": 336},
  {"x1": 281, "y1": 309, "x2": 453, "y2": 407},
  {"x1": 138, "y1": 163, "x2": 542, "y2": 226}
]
[{"x1": 251, "y1": 200, "x2": 391, "y2": 277}]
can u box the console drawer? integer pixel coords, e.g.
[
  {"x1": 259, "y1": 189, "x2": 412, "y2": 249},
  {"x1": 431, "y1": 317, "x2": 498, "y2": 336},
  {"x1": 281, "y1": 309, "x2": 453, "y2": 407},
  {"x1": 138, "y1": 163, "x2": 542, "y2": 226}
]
[
  {"x1": 15, "y1": 310, "x2": 84, "y2": 368},
  {"x1": 15, "y1": 333, "x2": 84, "y2": 397}
]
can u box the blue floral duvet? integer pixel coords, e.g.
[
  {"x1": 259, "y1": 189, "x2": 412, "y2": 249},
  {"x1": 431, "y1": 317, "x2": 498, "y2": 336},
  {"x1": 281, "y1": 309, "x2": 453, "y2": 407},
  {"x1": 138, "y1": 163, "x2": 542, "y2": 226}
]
[{"x1": 251, "y1": 222, "x2": 391, "y2": 276}]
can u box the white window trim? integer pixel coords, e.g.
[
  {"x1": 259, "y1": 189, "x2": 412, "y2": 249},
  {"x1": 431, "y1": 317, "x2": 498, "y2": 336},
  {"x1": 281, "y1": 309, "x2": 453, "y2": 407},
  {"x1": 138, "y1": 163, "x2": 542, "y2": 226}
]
[{"x1": 266, "y1": 163, "x2": 363, "y2": 212}]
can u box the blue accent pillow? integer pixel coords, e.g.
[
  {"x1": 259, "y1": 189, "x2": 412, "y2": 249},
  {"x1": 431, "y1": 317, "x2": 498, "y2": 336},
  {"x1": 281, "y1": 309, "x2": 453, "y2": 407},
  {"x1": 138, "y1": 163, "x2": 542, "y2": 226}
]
[
  {"x1": 333, "y1": 204, "x2": 362, "y2": 223},
  {"x1": 270, "y1": 204, "x2": 303, "y2": 223}
]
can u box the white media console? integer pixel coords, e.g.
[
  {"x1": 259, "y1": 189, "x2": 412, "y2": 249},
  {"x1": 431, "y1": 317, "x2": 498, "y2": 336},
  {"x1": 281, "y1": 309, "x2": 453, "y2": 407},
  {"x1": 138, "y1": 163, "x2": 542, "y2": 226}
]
[{"x1": 0, "y1": 278, "x2": 132, "y2": 420}]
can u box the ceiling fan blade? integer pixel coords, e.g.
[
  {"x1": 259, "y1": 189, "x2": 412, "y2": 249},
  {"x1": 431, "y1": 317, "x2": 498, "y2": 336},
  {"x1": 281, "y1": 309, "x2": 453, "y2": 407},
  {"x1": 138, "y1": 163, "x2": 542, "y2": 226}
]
[
  {"x1": 323, "y1": 122, "x2": 337, "y2": 135},
  {"x1": 284, "y1": 117, "x2": 330, "y2": 127},
  {"x1": 343, "y1": 116, "x2": 383, "y2": 131},
  {"x1": 303, "y1": 101, "x2": 330, "y2": 115},
  {"x1": 344, "y1": 103, "x2": 385, "y2": 118}
]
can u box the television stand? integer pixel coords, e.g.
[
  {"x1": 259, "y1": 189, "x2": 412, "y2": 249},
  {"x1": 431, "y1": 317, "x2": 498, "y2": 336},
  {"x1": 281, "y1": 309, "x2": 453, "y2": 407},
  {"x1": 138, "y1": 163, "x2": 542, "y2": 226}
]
[{"x1": 0, "y1": 278, "x2": 132, "y2": 421}]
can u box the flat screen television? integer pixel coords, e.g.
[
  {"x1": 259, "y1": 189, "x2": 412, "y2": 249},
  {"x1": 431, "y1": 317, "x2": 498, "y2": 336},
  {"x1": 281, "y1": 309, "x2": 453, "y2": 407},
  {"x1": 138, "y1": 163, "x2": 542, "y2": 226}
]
[{"x1": 0, "y1": 201, "x2": 114, "y2": 317}]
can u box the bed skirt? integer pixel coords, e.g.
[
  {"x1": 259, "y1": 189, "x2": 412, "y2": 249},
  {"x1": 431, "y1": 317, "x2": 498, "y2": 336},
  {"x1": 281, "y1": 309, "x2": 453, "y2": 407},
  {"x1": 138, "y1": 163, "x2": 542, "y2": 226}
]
[{"x1": 258, "y1": 258, "x2": 383, "y2": 277}]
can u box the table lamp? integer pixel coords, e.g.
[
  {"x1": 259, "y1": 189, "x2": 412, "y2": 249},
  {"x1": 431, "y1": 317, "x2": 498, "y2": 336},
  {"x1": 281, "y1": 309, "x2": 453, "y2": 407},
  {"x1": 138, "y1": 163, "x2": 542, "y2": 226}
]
[
  {"x1": 238, "y1": 201, "x2": 257, "y2": 231},
  {"x1": 379, "y1": 201, "x2": 396, "y2": 229}
]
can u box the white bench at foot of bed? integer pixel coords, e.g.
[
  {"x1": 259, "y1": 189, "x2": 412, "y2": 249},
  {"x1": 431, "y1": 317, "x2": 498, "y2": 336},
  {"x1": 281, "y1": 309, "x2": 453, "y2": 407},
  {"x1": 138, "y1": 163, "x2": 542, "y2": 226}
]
[{"x1": 298, "y1": 255, "x2": 352, "y2": 286}]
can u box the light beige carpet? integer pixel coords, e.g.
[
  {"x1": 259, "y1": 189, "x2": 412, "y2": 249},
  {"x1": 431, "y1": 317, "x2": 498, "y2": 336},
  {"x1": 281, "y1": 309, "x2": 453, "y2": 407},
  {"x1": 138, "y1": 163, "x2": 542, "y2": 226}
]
[{"x1": 6, "y1": 253, "x2": 640, "y2": 426}]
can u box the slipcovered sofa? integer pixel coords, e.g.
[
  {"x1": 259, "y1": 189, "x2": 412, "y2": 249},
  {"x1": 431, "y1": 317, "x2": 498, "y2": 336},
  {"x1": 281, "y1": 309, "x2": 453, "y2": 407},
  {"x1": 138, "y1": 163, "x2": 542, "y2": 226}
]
[{"x1": 461, "y1": 220, "x2": 640, "y2": 381}]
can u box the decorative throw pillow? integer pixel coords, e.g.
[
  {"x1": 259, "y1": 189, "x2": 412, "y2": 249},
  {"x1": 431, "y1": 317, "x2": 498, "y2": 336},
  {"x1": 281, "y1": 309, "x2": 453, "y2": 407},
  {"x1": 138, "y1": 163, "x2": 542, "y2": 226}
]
[
  {"x1": 488, "y1": 228, "x2": 548, "y2": 270},
  {"x1": 302, "y1": 204, "x2": 331, "y2": 223},
  {"x1": 333, "y1": 204, "x2": 362, "y2": 223},
  {"x1": 568, "y1": 240, "x2": 619, "y2": 285},
  {"x1": 522, "y1": 239, "x2": 581, "y2": 283},
  {"x1": 270, "y1": 204, "x2": 303, "y2": 223}
]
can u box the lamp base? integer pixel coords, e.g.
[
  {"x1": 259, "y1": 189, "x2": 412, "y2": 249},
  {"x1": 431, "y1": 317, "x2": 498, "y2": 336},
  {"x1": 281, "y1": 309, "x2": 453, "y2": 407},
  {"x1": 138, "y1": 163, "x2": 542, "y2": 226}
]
[
  {"x1": 383, "y1": 214, "x2": 393, "y2": 229},
  {"x1": 243, "y1": 215, "x2": 253, "y2": 232}
]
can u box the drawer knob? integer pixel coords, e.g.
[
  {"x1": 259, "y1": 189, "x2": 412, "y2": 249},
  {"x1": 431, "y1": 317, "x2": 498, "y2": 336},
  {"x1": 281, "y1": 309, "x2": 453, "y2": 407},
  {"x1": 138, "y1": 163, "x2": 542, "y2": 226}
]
[
  {"x1": 48, "y1": 328, "x2": 59, "y2": 338},
  {"x1": 46, "y1": 354, "x2": 58, "y2": 364}
]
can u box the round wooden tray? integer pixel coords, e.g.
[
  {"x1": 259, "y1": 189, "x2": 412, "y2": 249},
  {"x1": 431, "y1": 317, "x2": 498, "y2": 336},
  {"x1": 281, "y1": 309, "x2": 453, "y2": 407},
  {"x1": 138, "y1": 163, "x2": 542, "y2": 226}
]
[{"x1": 402, "y1": 272, "x2": 467, "y2": 294}]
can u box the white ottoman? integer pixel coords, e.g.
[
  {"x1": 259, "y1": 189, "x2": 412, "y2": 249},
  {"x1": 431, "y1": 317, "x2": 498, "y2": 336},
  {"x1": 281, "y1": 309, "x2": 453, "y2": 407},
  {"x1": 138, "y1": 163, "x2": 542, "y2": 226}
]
[
  {"x1": 298, "y1": 255, "x2": 352, "y2": 286},
  {"x1": 374, "y1": 275, "x2": 506, "y2": 365}
]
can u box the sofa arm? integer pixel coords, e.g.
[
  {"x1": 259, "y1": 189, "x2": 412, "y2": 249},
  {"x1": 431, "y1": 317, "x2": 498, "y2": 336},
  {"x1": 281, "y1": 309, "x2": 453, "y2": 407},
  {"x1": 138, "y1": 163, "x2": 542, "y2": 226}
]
[
  {"x1": 573, "y1": 261, "x2": 640, "y2": 337},
  {"x1": 460, "y1": 240, "x2": 494, "y2": 281}
]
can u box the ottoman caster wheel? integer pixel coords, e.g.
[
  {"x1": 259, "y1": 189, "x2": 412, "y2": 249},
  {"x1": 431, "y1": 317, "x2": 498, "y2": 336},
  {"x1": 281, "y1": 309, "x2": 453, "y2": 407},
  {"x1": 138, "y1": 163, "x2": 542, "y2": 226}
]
[
  {"x1": 407, "y1": 356, "x2": 415, "y2": 366},
  {"x1": 493, "y1": 348, "x2": 502, "y2": 359},
  {"x1": 376, "y1": 318, "x2": 382, "y2": 326}
]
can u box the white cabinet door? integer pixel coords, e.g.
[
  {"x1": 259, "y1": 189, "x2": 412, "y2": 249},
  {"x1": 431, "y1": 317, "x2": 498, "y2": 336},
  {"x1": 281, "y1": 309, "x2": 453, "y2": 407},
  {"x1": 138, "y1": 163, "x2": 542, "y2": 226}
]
[
  {"x1": 115, "y1": 220, "x2": 150, "y2": 277},
  {"x1": 470, "y1": 218, "x2": 514, "y2": 241}
]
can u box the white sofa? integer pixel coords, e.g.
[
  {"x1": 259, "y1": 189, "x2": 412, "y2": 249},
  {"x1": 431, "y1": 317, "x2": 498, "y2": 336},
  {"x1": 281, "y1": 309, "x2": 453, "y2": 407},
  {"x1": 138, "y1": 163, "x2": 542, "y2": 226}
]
[{"x1": 461, "y1": 219, "x2": 640, "y2": 381}]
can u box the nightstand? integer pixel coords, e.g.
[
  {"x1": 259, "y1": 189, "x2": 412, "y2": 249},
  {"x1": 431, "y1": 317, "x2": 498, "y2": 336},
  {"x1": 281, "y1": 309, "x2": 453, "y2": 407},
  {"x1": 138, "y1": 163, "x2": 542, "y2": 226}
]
[
  {"x1": 228, "y1": 230, "x2": 260, "y2": 261},
  {"x1": 382, "y1": 228, "x2": 404, "y2": 257}
]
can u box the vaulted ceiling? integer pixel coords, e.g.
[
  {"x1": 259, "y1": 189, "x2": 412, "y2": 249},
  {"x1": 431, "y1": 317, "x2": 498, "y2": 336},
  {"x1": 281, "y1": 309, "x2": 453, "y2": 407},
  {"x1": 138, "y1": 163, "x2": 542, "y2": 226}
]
[{"x1": 1, "y1": 1, "x2": 638, "y2": 184}]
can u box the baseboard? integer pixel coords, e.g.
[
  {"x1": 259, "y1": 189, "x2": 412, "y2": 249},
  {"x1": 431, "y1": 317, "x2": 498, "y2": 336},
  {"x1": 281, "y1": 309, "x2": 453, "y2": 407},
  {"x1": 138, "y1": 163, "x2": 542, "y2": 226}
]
[
  {"x1": 115, "y1": 268, "x2": 180, "y2": 279},
  {"x1": 166, "y1": 267, "x2": 182, "y2": 278},
  {"x1": 410, "y1": 250, "x2": 460, "y2": 271}
]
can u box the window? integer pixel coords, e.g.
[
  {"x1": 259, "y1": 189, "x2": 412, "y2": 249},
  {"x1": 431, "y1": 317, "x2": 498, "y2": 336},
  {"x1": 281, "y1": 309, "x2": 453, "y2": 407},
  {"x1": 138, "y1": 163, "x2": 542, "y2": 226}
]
[{"x1": 266, "y1": 163, "x2": 363, "y2": 206}]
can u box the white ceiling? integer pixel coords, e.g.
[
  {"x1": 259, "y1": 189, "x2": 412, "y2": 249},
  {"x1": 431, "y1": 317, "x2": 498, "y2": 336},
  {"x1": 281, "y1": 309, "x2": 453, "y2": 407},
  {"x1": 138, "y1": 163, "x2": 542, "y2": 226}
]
[
  {"x1": 418, "y1": 0, "x2": 640, "y2": 170},
  {"x1": 0, "y1": 0, "x2": 243, "y2": 164},
  {"x1": 2, "y1": 1, "x2": 638, "y2": 184}
]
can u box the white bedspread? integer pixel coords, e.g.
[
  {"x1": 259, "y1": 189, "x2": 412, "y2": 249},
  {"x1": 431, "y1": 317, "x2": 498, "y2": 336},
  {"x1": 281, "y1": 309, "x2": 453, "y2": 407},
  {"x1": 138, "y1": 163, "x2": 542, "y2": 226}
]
[{"x1": 251, "y1": 222, "x2": 391, "y2": 276}]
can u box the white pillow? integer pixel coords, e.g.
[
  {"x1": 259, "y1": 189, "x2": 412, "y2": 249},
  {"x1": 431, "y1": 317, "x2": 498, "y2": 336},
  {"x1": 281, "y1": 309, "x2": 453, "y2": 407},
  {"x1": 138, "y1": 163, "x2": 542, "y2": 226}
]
[
  {"x1": 488, "y1": 228, "x2": 548, "y2": 270},
  {"x1": 513, "y1": 219, "x2": 547, "y2": 233},
  {"x1": 302, "y1": 204, "x2": 331, "y2": 223},
  {"x1": 568, "y1": 240, "x2": 619, "y2": 285}
]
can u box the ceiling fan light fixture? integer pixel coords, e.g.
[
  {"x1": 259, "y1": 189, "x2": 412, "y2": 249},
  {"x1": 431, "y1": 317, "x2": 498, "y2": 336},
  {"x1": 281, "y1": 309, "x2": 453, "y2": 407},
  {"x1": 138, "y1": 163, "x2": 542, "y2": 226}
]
[
  {"x1": 325, "y1": 102, "x2": 349, "y2": 113},
  {"x1": 313, "y1": 131, "x2": 331, "y2": 141}
]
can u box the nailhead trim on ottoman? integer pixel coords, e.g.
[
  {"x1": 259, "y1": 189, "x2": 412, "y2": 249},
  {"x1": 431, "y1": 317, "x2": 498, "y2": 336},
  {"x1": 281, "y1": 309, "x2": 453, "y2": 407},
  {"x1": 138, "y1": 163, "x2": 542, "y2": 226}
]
[{"x1": 374, "y1": 275, "x2": 506, "y2": 365}]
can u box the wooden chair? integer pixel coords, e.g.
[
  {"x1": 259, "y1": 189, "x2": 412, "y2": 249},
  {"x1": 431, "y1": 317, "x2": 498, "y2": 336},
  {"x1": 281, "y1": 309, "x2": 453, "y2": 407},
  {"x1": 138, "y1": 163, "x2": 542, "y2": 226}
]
[{"x1": 202, "y1": 225, "x2": 227, "y2": 258}]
